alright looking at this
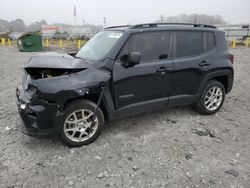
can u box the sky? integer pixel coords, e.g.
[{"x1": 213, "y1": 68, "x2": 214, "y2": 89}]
[{"x1": 0, "y1": 0, "x2": 249, "y2": 26}]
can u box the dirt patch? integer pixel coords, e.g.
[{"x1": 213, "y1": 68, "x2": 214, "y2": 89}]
[{"x1": 0, "y1": 46, "x2": 250, "y2": 187}]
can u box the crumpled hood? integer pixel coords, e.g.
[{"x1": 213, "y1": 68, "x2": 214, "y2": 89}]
[
  {"x1": 24, "y1": 52, "x2": 92, "y2": 69},
  {"x1": 20, "y1": 52, "x2": 111, "y2": 103},
  {"x1": 20, "y1": 67, "x2": 111, "y2": 103}
]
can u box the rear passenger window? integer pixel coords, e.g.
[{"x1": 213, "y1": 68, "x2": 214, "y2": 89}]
[
  {"x1": 206, "y1": 32, "x2": 215, "y2": 50},
  {"x1": 176, "y1": 31, "x2": 203, "y2": 57},
  {"x1": 130, "y1": 32, "x2": 170, "y2": 62}
]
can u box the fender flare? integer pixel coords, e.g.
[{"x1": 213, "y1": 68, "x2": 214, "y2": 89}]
[
  {"x1": 196, "y1": 69, "x2": 234, "y2": 99},
  {"x1": 60, "y1": 83, "x2": 117, "y2": 120}
]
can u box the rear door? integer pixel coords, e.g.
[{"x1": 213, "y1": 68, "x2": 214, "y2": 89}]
[
  {"x1": 112, "y1": 31, "x2": 173, "y2": 112},
  {"x1": 169, "y1": 30, "x2": 214, "y2": 106}
]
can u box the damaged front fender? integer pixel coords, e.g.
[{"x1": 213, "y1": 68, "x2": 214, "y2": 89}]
[
  {"x1": 21, "y1": 52, "x2": 111, "y2": 105},
  {"x1": 17, "y1": 52, "x2": 112, "y2": 137},
  {"x1": 25, "y1": 68, "x2": 111, "y2": 105},
  {"x1": 16, "y1": 67, "x2": 111, "y2": 136}
]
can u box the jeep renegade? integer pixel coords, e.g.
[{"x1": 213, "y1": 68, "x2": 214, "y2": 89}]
[{"x1": 16, "y1": 23, "x2": 234, "y2": 147}]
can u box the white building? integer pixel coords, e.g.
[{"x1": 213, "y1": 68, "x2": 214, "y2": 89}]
[
  {"x1": 41, "y1": 25, "x2": 92, "y2": 38},
  {"x1": 216, "y1": 24, "x2": 250, "y2": 42}
]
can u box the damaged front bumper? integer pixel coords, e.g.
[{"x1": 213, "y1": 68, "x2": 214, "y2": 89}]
[
  {"x1": 16, "y1": 85, "x2": 63, "y2": 137},
  {"x1": 16, "y1": 52, "x2": 111, "y2": 137}
]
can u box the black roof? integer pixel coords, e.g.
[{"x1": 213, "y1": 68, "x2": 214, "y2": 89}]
[{"x1": 106, "y1": 23, "x2": 217, "y2": 30}]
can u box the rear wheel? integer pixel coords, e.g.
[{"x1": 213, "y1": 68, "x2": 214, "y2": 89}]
[
  {"x1": 194, "y1": 80, "x2": 225, "y2": 115},
  {"x1": 60, "y1": 99, "x2": 104, "y2": 147}
]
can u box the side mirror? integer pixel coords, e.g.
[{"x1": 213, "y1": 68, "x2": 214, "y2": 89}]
[{"x1": 128, "y1": 52, "x2": 141, "y2": 66}]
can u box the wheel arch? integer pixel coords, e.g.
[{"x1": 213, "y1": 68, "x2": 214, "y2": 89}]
[
  {"x1": 200, "y1": 69, "x2": 234, "y2": 95},
  {"x1": 210, "y1": 75, "x2": 229, "y2": 93},
  {"x1": 63, "y1": 93, "x2": 109, "y2": 120}
]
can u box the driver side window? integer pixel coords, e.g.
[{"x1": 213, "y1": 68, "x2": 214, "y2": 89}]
[{"x1": 117, "y1": 32, "x2": 170, "y2": 63}]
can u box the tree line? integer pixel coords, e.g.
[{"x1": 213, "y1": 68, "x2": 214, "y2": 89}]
[
  {"x1": 154, "y1": 14, "x2": 226, "y2": 25},
  {"x1": 0, "y1": 18, "x2": 103, "y2": 33}
]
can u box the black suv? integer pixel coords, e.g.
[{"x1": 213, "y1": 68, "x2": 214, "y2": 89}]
[{"x1": 16, "y1": 23, "x2": 234, "y2": 147}]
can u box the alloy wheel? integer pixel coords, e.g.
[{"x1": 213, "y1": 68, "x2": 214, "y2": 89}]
[
  {"x1": 204, "y1": 86, "x2": 223, "y2": 111},
  {"x1": 63, "y1": 109, "x2": 98, "y2": 142}
]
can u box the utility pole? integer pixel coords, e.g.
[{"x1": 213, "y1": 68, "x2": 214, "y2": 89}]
[
  {"x1": 73, "y1": 4, "x2": 77, "y2": 25},
  {"x1": 160, "y1": 15, "x2": 164, "y2": 23},
  {"x1": 103, "y1": 17, "x2": 107, "y2": 28}
]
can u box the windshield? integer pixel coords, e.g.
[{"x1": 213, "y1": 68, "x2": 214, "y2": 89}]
[{"x1": 76, "y1": 30, "x2": 123, "y2": 61}]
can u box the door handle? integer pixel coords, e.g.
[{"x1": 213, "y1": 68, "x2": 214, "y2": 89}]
[
  {"x1": 156, "y1": 66, "x2": 171, "y2": 73},
  {"x1": 199, "y1": 61, "x2": 210, "y2": 67}
]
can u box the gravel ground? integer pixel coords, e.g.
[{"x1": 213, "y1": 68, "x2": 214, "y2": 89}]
[{"x1": 0, "y1": 46, "x2": 250, "y2": 188}]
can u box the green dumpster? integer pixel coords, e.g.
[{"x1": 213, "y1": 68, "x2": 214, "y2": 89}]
[{"x1": 17, "y1": 32, "x2": 43, "y2": 52}]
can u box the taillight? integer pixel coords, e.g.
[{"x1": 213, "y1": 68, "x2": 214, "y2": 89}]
[{"x1": 229, "y1": 54, "x2": 234, "y2": 64}]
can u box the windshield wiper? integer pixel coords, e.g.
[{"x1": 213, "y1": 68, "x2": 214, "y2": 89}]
[{"x1": 75, "y1": 56, "x2": 85, "y2": 61}]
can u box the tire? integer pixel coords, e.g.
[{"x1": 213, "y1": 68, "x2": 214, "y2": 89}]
[
  {"x1": 60, "y1": 99, "x2": 104, "y2": 147},
  {"x1": 194, "y1": 80, "x2": 225, "y2": 115}
]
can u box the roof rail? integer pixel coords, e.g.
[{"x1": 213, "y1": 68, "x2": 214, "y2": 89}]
[
  {"x1": 105, "y1": 25, "x2": 131, "y2": 29},
  {"x1": 130, "y1": 23, "x2": 217, "y2": 29}
]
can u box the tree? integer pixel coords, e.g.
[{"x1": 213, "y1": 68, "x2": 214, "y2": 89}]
[
  {"x1": 10, "y1": 19, "x2": 26, "y2": 32},
  {"x1": 40, "y1": 19, "x2": 47, "y2": 25},
  {"x1": 154, "y1": 14, "x2": 226, "y2": 25},
  {"x1": 27, "y1": 19, "x2": 47, "y2": 32},
  {"x1": 0, "y1": 19, "x2": 10, "y2": 32}
]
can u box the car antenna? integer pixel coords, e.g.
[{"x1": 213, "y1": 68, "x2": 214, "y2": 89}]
[{"x1": 194, "y1": 16, "x2": 198, "y2": 24}]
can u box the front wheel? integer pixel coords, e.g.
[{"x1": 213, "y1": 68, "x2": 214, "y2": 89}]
[
  {"x1": 60, "y1": 99, "x2": 104, "y2": 147},
  {"x1": 194, "y1": 80, "x2": 225, "y2": 115}
]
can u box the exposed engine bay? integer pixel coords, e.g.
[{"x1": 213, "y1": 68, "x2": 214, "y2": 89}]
[
  {"x1": 24, "y1": 68, "x2": 84, "y2": 79},
  {"x1": 22, "y1": 52, "x2": 93, "y2": 79},
  {"x1": 19, "y1": 52, "x2": 111, "y2": 104}
]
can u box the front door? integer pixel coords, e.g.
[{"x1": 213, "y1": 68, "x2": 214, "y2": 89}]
[{"x1": 112, "y1": 31, "x2": 173, "y2": 114}]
